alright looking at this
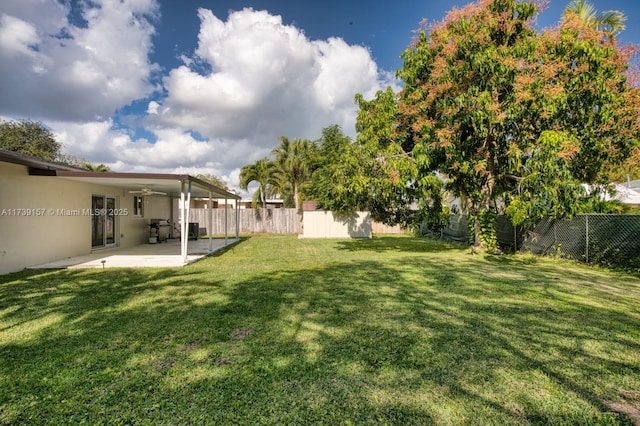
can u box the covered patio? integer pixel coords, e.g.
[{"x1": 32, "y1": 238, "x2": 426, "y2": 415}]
[
  {"x1": 50, "y1": 170, "x2": 241, "y2": 266},
  {"x1": 28, "y1": 238, "x2": 239, "y2": 269}
]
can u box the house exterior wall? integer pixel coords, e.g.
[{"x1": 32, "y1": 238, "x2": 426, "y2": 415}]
[
  {"x1": 302, "y1": 211, "x2": 372, "y2": 238},
  {"x1": 143, "y1": 195, "x2": 173, "y2": 222},
  {"x1": 0, "y1": 162, "x2": 164, "y2": 274}
]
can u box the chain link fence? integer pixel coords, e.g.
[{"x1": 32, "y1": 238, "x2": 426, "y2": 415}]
[
  {"x1": 426, "y1": 214, "x2": 640, "y2": 267},
  {"x1": 522, "y1": 214, "x2": 640, "y2": 266},
  {"x1": 420, "y1": 214, "x2": 470, "y2": 242}
]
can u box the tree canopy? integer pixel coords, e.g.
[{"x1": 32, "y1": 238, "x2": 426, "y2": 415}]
[
  {"x1": 348, "y1": 0, "x2": 639, "y2": 246},
  {"x1": 307, "y1": 125, "x2": 368, "y2": 213},
  {"x1": 55, "y1": 153, "x2": 111, "y2": 171},
  {"x1": 0, "y1": 120, "x2": 61, "y2": 161},
  {"x1": 195, "y1": 173, "x2": 229, "y2": 190}
]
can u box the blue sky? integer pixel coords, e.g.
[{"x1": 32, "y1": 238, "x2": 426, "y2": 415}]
[
  {"x1": 0, "y1": 0, "x2": 638, "y2": 192},
  {"x1": 154, "y1": 0, "x2": 640, "y2": 73}
]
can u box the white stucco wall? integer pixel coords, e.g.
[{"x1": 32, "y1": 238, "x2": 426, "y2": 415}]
[
  {"x1": 302, "y1": 211, "x2": 372, "y2": 238},
  {"x1": 0, "y1": 162, "x2": 161, "y2": 274}
]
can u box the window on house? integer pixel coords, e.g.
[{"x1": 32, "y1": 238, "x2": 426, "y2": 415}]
[{"x1": 133, "y1": 196, "x2": 144, "y2": 217}]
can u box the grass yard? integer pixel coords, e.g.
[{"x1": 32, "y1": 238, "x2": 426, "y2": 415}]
[{"x1": 1, "y1": 235, "x2": 639, "y2": 425}]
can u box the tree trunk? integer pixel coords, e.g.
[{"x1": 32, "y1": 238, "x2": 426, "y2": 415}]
[
  {"x1": 473, "y1": 151, "x2": 497, "y2": 248},
  {"x1": 293, "y1": 182, "x2": 299, "y2": 210},
  {"x1": 472, "y1": 208, "x2": 482, "y2": 248}
]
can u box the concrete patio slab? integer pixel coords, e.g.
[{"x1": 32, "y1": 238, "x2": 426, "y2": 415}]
[{"x1": 28, "y1": 238, "x2": 239, "y2": 270}]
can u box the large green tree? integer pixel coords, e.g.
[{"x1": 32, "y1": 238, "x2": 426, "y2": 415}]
[
  {"x1": 351, "y1": 0, "x2": 638, "y2": 246},
  {"x1": 271, "y1": 136, "x2": 315, "y2": 209},
  {"x1": 0, "y1": 120, "x2": 61, "y2": 161},
  {"x1": 506, "y1": 0, "x2": 639, "y2": 224},
  {"x1": 239, "y1": 157, "x2": 281, "y2": 208},
  {"x1": 396, "y1": 0, "x2": 542, "y2": 245},
  {"x1": 354, "y1": 89, "x2": 445, "y2": 228},
  {"x1": 308, "y1": 125, "x2": 369, "y2": 213}
]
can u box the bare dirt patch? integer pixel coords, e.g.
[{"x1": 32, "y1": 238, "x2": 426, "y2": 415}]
[
  {"x1": 605, "y1": 392, "x2": 640, "y2": 425},
  {"x1": 231, "y1": 327, "x2": 253, "y2": 340}
]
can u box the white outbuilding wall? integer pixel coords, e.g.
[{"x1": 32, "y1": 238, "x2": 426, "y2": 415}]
[{"x1": 301, "y1": 211, "x2": 372, "y2": 238}]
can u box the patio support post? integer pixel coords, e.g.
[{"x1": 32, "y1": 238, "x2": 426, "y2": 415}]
[
  {"x1": 224, "y1": 196, "x2": 228, "y2": 245},
  {"x1": 180, "y1": 181, "x2": 186, "y2": 262},
  {"x1": 208, "y1": 191, "x2": 213, "y2": 253},
  {"x1": 184, "y1": 181, "x2": 191, "y2": 263},
  {"x1": 236, "y1": 199, "x2": 240, "y2": 240},
  {"x1": 169, "y1": 196, "x2": 174, "y2": 238}
]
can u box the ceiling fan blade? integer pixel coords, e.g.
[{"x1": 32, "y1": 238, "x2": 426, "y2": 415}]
[{"x1": 128, "y1": 185, "x2": 166, "y2": 196}]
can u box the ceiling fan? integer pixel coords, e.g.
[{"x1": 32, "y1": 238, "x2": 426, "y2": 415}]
[{"x1": 128, "y1": 185, "x2": 166, "y2": 196}]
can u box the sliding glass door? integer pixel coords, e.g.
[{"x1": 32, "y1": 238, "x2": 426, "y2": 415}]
[{"x1": 91, "y1": 195, "x2": 116, "y2": 248}]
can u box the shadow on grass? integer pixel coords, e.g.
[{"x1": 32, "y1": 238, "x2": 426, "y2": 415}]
[
  {"x1": 1, "y1": 245, "x2": 639, "y2": 424},
  {"x1": 336, "y1": 235, "x2": 467, "y2": 253},
  {"x1": 200, "y1": 236, "x2": 250, "y2": 258}
]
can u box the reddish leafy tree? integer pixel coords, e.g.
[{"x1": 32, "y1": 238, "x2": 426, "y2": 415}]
[
  {"x1": 396, "y1": 0, "x2": 544, "y2": 245},
  {"x1": 353, "y1": 0, "x2": 639, "y2": 246},
  {"x1": 506, "y1": 4, "x2": 640, "y2": 223}
]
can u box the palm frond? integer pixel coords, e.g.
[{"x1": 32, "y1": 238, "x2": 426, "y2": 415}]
[
  {"x1": 563, "y1": 0, "x2": 626, "y2": 36},
  {"x1": 597, "y1": 10, "x2": 626, "y2": 35}
]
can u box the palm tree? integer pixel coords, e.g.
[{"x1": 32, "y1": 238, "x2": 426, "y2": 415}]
[
  {"x1": 239, "y1": 157, "x2": 280, "y2": 208},
  {"x1": 82, "y1": 162, "x2": 110, "y2": 172},
  {"x1": 271, "y1": 136, "x2": 315, "y2": 209},
  {"x1": 563, "y1": 0, "x2": 626, "y2": 36}
]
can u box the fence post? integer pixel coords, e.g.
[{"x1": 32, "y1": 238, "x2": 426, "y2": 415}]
[{"x1": 585, "y1": 214, "x2": 589, "y2": 264}]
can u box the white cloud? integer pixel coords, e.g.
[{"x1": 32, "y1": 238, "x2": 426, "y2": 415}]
[
  {"x1": 0, "y1": 14, "x2": 40, "y2": 57},
  {"x1": 147, "y1": 101, "x2": 160, "y2": 115},
  {"x1": 312, "y1": 37, "x2": 381, "y2": 110},
  {"x1": 0, "y1": 0, "x2": 159, "y2": 121},
  {"x1": 53, "y1": 119, "x2": 216, "y2": 169},
  {"x1": 154, "y1": 7, "x2": 397, "y2": 163}
]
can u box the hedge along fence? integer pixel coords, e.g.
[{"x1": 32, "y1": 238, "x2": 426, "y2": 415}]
[{"x1": 189, "y1": 208, "x2": 408, "y2": 236}]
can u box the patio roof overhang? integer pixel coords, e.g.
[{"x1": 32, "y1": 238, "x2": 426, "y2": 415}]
[
  {"x1": 0, "y1": 149, "x2": 237, "y2": 199},
  {"x1": 51, "y1": 170, "x2": 240, "y2": 200}
]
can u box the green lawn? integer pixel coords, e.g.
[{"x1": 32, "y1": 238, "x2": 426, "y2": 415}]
[{"x1": 1, "y1": 235, "x2": 639, "y2": 425}]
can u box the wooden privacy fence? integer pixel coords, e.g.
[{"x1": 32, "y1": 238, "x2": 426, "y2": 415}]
[
  {"x1": 189, "y1": 208, "x2": 302, "y2": 235},
  {"x1": 372, "y1": 221, "x2": 406, "y2": 234},
  {"x1": 189, "y1": 208, "x2": 407, "y2": 235}
]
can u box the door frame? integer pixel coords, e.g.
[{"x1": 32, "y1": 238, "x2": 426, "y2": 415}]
[{"x1": 91, "y1": 194, "x2": 117, "y2": 249}]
